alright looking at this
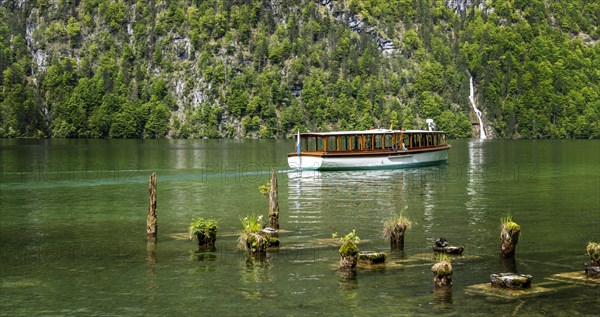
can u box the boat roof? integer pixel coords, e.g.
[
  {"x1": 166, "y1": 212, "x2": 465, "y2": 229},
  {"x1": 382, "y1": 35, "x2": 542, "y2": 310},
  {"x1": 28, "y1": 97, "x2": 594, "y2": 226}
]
[{"x1": 298, "y1": 129, "x2": 446, "y2": 136}]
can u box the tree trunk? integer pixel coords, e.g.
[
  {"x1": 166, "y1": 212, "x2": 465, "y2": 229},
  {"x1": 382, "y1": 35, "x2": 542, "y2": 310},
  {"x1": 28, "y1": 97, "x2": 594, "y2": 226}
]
[
  {"x1": 196, "y1": 232, "x2": 216, "y2": 251},
  {"x1": 500, "y1": 224, "x2": 519, "y2": 257},
  {"x1": 390, "y1": 228, "x2": 405, "y2": 250},
  {"x1": 433, "y1": 274, "x2": 452, "y2": 288},
  {"x1": 339, "y1": 254, "x2": 358, "y2": 270},
  {"x1": 146, "y1": 173, "x2": 157, "y2": 242},
  {"x1": 268, "y1": 169, "x2": 279, "y2": 230},
  {"x1": 500, "y1": 254, "x2": 518, "y2": 273}
]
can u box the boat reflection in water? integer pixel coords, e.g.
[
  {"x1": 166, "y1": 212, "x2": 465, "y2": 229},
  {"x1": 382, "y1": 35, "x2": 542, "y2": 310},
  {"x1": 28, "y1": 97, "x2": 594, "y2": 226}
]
[{"x1": 286, "y1": 165, "x2": 453, "y2": 250}]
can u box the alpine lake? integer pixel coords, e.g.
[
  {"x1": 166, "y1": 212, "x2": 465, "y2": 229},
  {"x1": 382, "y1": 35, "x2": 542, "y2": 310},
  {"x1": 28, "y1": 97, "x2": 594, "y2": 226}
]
[{"x1": 0, "y1": 138, "x2": 598, "y2": 316}]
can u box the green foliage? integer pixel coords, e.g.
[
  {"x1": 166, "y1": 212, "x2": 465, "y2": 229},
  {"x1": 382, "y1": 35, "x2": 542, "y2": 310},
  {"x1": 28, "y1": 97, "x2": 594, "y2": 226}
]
[
  {"x1": 241, "y1": 214, "x2": 263, "y2": 234},
  {"x1": 335, "y1": 230, "x2": 360, "y2": 256},
  {"x1": 258, "y1": 182, "x2": 271, "y2": 198},
  {"x1": 237, "y1": 214, "x2": 273, "y2": 253},
  {"x1": 383, "y1": 211, "x2": 412, "y2": 239},
  {"x1": 501, "y1": 213, "x2": 521, "y2": 232},
  {"x1": 188, "y1": 217, "x2": 219, "y2": 241},
  {"x1": 0, "y1": 0, "x2": 598, "y2": 139}
]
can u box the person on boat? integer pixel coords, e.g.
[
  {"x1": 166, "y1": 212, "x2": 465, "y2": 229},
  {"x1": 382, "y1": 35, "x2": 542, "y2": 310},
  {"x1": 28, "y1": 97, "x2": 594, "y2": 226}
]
[{"x1": 392, "y1": 143, "x2": 397, "y2": 152}]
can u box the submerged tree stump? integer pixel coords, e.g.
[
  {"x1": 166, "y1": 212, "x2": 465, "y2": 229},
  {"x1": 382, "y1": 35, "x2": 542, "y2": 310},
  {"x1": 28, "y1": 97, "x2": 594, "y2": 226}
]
[
  {"x1": 500, "y1": 220, "x2": 520, "y2": 258},
  {"x1": 195, "y1": 232, "x2": 217, "y2": 251},
  {"x1": 268, "y1": 169, "x2": 279, "y2": 230},
  {"x1": 432, "y1": 238, "x2": 464, "y2": 255},
  {"x1": 383, "y1": 214, "x2": 411, "y2": 251},
  {"x1": 146, "y1": 173, "x2": 157, "y2": 242},
  {"x1": 339, "y1": 241, "x2": 359, "y2": 270},
  {"x1": 500, "y1": 254, "x2": 518, "y2": 273},
  {"x1": 431, "y1": 258, "x2": 453, "y2": 288},
  {"x1": 490, "y1": 273, "x2": 532, "y2": 289}
]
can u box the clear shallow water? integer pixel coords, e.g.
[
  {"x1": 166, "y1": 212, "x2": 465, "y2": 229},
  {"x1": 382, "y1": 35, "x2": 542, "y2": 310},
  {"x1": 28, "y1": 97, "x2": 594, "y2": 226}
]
[{"x1": 1, "y1": 139, "x2": 599, "y2": 316}]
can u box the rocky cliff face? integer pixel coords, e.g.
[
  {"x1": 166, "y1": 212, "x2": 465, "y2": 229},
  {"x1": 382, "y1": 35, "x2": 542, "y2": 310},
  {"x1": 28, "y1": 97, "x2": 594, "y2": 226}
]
[{"x1": 315, "y1": 0, "x2": 398, "y2": 55}]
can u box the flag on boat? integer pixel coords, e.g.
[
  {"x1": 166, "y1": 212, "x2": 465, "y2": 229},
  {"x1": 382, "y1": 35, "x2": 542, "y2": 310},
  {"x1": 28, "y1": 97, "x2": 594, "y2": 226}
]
[{"x1": 296, "y1": 130, "x2": 301, "y2": 155}]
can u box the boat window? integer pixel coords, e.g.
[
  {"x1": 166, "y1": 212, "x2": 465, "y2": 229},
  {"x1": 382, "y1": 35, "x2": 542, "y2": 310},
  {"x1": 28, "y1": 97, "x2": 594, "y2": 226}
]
[
  {"x1": 375, "y1": 135, "x2": 383, "y2": 150},
  {"x1": 316, "y1": 137, "x2": 325, "y2": 151},
  {"x1": 365, "y1": 135, "x2": 373, "y2": 150},
  {"x1": 339, "y1": 136, "x2": 348, "y2": 151},
  {"x1": 384, "y1": 134, "x2": 393, "y2": 149},
  {"x1": 354, "y1": 135, "x2": 363, "y2": 151},
  {"x1": 327, "y1": 136, "x2": 337, "y2": 151},
  {"x1": 303, "y1": 137, "x2": 314, "y2": 151}
]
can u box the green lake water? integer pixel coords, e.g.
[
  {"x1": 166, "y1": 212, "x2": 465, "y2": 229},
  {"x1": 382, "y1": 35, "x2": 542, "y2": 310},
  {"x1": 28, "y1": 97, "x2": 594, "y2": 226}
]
[{"x1": 1, "y1": 139, "x2": 599, "y2": 316}]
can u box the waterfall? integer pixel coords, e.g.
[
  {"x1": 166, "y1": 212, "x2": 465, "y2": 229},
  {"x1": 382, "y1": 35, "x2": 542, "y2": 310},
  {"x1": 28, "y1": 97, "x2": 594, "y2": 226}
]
[{"x1": 469, "y1": 73, "x2": 487, "y2": 139}]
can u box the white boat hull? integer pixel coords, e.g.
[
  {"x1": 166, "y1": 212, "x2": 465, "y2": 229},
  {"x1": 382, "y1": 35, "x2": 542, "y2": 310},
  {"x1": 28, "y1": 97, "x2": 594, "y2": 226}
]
[{"x1": 288, "y1": 149, "x2": 448, "y2": 171}]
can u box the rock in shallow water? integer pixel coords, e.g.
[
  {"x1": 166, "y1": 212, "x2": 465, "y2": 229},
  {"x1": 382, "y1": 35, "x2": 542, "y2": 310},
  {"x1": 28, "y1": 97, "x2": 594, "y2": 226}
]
[
  {"x1": 358, "y1": 251, "x2": 387, "y2": 264},
  {"x1": 490, "y1": 273, "x2": 532, "y2": 289}
]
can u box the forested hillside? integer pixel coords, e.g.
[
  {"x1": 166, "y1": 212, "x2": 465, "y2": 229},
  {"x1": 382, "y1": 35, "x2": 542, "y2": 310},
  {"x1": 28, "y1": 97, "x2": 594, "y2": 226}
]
[{"x1": 1, "y1": 0, "x2": 598, "y2": 139}]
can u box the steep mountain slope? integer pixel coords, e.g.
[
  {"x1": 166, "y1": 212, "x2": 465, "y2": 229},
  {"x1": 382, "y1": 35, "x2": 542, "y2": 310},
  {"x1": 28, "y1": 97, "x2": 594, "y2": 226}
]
[{"x1": 1, "y1": 0, "x2": 598, "y2": 139}]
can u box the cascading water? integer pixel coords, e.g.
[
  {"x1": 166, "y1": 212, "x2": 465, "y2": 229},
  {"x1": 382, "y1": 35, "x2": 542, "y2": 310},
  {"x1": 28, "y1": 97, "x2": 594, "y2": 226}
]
[{"x1": 469, "y1": 73, "x2": 487, "y2": 139}]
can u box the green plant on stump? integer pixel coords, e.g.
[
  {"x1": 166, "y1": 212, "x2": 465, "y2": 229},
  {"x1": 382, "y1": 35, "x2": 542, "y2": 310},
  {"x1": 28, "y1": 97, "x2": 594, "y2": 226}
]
[
  {"x1": 188, "y1": 217, "x2": 219, "y2": 250},
  {"x1": 258, "y1": 182, "x2": 271, "y2": 198},
  {"x1": 334, "y1": 230, "x2": 360, "y2": 256},
  {"x1": 334, "y1": 230, "x2": 360, "y2": 270},
  {"x1": 431, "y1": 253, "x2": 453, "y2": 287},
  {"x1": 237, "y1": 214, "x2": 278, "y2": 253},
  {"x1": 383, "y1": 211, "x2": 412, "y2": 250},
  {"x1": 500, "y1": 213, "x2": 521, "y2": 257},
  {"x1": 587, "y1": 242, "x2": 600, "y2": 266}
]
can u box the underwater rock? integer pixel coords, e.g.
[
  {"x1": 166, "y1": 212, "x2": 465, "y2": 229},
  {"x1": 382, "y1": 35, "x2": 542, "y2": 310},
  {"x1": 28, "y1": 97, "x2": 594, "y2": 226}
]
[
  {"x1": 358, "y1": 251, "x2": 387, "y2": 264},
  {"x1": 490, "y1": 273, "x2": 532, "y2": 289}
]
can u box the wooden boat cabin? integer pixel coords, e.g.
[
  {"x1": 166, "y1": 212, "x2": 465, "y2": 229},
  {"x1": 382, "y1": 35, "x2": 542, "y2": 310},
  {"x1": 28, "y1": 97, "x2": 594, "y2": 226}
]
[{"x1": 288, "y1": 129, "x2": 451, "y2": 171}]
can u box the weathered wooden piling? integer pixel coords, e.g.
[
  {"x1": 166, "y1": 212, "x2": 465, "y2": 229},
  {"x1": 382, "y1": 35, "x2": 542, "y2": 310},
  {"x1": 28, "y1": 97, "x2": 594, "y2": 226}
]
[
  {"x1": 500, "y1": 216, "x2": 520, "y2": 258},
  {"x1": 383, "y1": 214, "x2": 411, "y2": 250},
  {"x1": 146, "y1": 173, "x2": 157, "y2": 242},
  {"x1": 338, "y1": 230, "x2": 360, "y2": 270},
  {"x1": 268, "y1": 169, "x2": 279, "y2": 230},
  {"x1": 339, "y1": 241, "x2": 359, "y2": 270},
  {"x1": 431, "y1": 255, "x2": 453, "y2": 288}
]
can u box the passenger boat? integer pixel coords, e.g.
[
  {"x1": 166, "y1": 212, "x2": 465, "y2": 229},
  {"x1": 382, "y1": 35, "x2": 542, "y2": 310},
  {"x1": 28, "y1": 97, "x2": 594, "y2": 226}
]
[{"x1": 287, "y1": 128, "x2": 451, "y2": 171}]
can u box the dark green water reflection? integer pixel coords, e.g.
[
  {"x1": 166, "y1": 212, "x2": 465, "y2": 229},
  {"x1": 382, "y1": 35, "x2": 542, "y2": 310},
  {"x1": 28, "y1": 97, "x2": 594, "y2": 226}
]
[{"x1": 1, "y1": 139, "x2": 599, "y2": 316}]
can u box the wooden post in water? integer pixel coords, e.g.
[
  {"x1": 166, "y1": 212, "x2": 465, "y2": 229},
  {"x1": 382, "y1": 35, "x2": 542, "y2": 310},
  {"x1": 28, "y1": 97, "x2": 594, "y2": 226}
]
[
  {"x1": 268, "y1": 169, "x2": 279, "y2": 230},
  {"x1": 500, "y1": 219, "x2": 520, "y2": 258},
  {"x1": 147, "y1": 173, "x2": 157, "y2": 242}
]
